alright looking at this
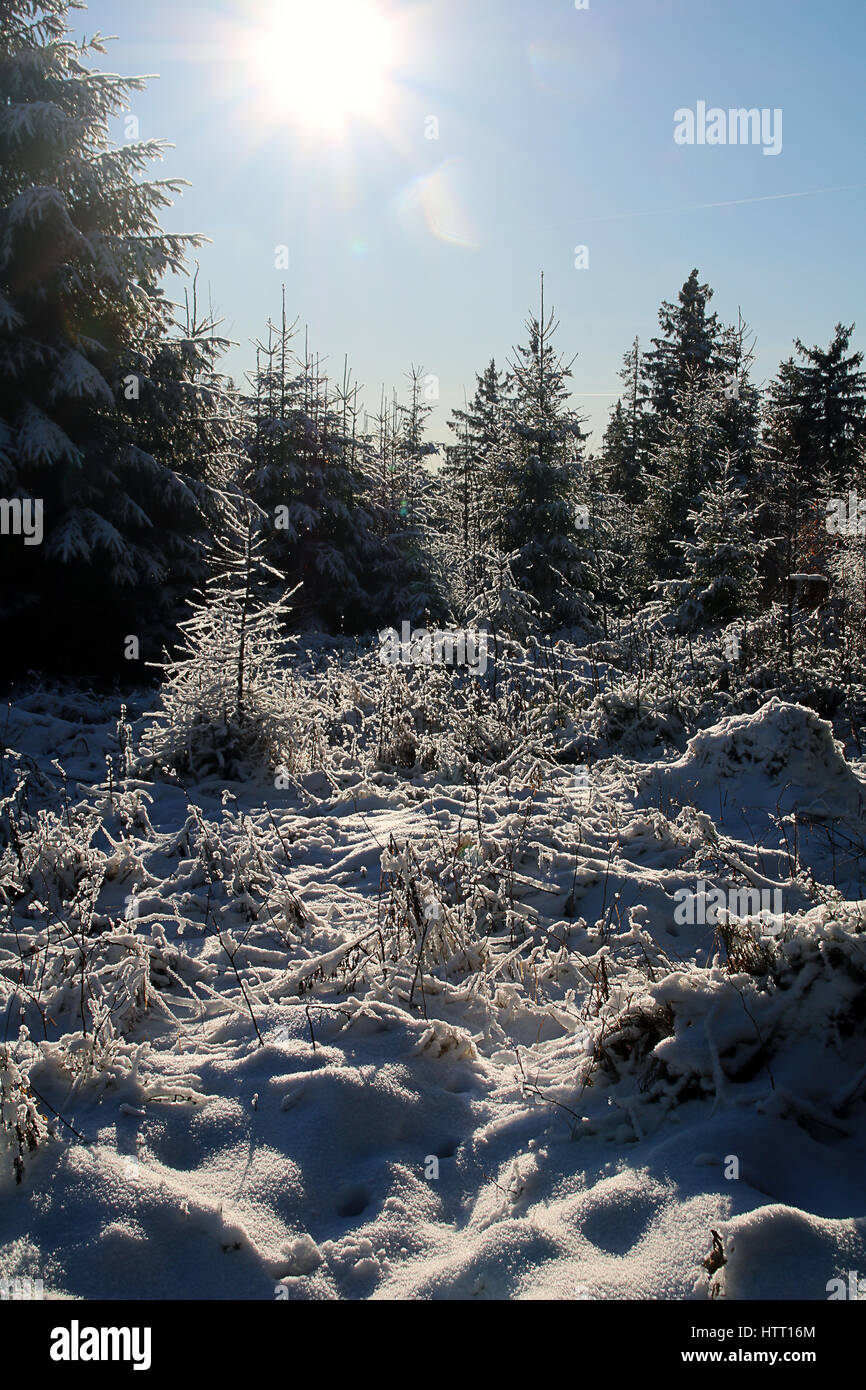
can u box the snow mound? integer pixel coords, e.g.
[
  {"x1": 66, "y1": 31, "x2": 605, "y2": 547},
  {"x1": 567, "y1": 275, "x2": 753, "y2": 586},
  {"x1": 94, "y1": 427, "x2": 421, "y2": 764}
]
[
  {"x1": 583, "y1": 901, "x2": 866, "y2": 1143},
  {"x1": 668, "y1": 698, "x2": 866, "y2": 819},
  {"x1": 711, "y1": 1204, "x2": 866, "y2": 1301}
]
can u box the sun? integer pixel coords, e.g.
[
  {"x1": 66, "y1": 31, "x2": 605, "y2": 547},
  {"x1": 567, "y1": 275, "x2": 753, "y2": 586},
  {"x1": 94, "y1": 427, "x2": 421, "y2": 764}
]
[{"x1": 239, "y1": 0, "x2": 398, "y2": 136}]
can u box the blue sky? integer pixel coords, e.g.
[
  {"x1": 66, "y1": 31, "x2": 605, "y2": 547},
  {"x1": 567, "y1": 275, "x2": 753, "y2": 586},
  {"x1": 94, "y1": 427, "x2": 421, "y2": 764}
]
[{"x1": 77, "y1": 0, "x2": 865, "y2": 446}]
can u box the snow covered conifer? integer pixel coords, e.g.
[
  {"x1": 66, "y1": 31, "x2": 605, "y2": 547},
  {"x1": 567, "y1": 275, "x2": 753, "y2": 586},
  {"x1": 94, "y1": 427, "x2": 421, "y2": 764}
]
[
  {"x1": 0, "y1": 0, "x2": 215, "y2": 671},
  {"x1": 363, "y1": 367, "x2": 445, "y2": 626},
  {"x1": 638, "y1": 368, "x2": 725, "y2": 591},
  {"x1": 145, "y1": 493, "x2": 295, "y2": 779},
  {"x1": 669, "y1": 450, "x2": 765, "y2": 629},
  {"x1": 465, "y1": 546, "x2": 539, "y2": 643},
  {"x1": 581, "y1": 450, "x2": 630, "y2": 635},
  {"x1": 600, "y1": 338, "x2": 651, "y2": 505},
  {"x1": 442, "y1": 359, "x2": 511, "y2": 600},
  {"x1": 642, "y1": 269, "x2": 727, "y2": 447},
  {"x1": 498, "y1": 280, "x2": 596, "y2": 632},
  {"x1": 717, "y1": 311, "x2": 761, "y2": 479},
  {"x1": 763, "y1": 324, "x2": 866, "y2": 493},
  {"x1": 244, "y1": 294, "x2": 403, "y2": 632}
]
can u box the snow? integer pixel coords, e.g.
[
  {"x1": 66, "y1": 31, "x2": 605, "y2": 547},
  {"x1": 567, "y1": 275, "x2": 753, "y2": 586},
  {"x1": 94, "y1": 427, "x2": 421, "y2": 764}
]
[
  {"x1": 662, "y1": 697, "x2": 866, "y2": 820},
  {"x1": 49, "y1": 350, "x2": 115, "y2": 408},
  {"x1": 2, "y1": 651, "x2": 866, "y2": 1301}
]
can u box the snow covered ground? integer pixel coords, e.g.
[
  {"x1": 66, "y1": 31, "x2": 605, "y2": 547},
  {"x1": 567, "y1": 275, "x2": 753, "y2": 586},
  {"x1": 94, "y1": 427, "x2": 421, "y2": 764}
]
[{"x1": 2, "y1": 647, "x2": 866, "y2": 1301}]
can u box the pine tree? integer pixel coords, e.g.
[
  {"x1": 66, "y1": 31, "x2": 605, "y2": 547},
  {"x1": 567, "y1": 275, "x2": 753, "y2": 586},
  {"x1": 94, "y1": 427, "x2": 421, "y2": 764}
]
[
  {"x1": 763, "y1": 323, "x2": 866, "y2": 492},
  {"x1": 243, "y1": 294, "x2": 384, "y2": 632},
  {"x1": 642, "y1": 269, "x2": 727, "y2": 448},
  {"x1": 755, "y1": 325, "x2": 866, "y2": 654},
  {"x1": 126, "y1": 268, "x2": 237, "y2": 651},
  {"x1": 146, "y1": 493, "x2": 294, "y2": 779},
  {"x1": 601, "y1": 337, "x2": 651, "y2": 504},
  {"x1": 754, "y1": 374, "x2": 837, "y2": 668},
  {"x1": 0, "y1": 0, "x2": 215, "y2": 671},
  {"x1": 638, "y1": 368, "x2": 726, "y2": 591},
  {"x1": 498, "y1": 279, "x2": 595, "y2": 632},
  {"x1": 364, "y1": 366, "x2": 444, "y2": 626},
  {"x1": 463, "y1": 546, "x2": 536, "y2": 637},
  {"x1": 824, "y1": 441, "x2": 866, "y2": 665},
  {"x1": 394, "y1": 365, "x2": 438, "y2": 524},
  {"x1": 670, "y1": 450, "x2": 764, "y2": 629},
  {"x1": 442, "y1": 359, "x2": 510, "y2": 597},
  {"x1": 717, "y1": 310, "x2": 761, "y2": 479},
  {"x1": 579, "y1": 445, "x2": 635, "y2": 633}
]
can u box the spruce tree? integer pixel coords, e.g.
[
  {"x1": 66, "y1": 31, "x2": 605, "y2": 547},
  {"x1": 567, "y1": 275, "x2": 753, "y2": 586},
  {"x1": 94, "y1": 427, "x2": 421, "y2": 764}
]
[
  {"x1": 244, "y1": 295, "x2": 384, "y2": 633},
  {"x1": 638, "y1": 368, "x2": 725, "y2": 591},
  {"x1": 754, "y1": 375, "x2": 833, "y2": 667},
  {"x1": 641, "y1": 269, "x2": 727, "y2": 452},
  {"x1": 645, "y1": 272, "x2": 721, "y2": 403},
  {"x1": 360, "y1": 382, "x2": 438, "y2": 627},
  {"x1": 146, "y1": 492, "x2": 294, "y2": 779},
  {"x1": 717, "y1": 310, "x2": 761, "y2": 480},
  {"x1": 824, "y1": 441, "x2": 866, "y2": 647},
  {"x1": 581, "y1": 448, "x2": 629, "y2": 636},
  {"x1": 601, "y1": 337, "x2": 651, "y2": 504},
  {"x1": 0, "y1": 0, "x2": 215, "y2": 672},
  {"x1": 763, "y1": 324, "x2": 866, "y2": 492},
  {"x1": 670, "y1": 450, "x2": 764, "y2": 629},
  {"x1": 369, "y1": 366, "x2": 443, "y2": 626},
  {"x1": 498, "y1": 279, "x2": 595, "y2": 632},
  {"x1": 442, "y1": 358, "x2": 510, "y2": 607},
  {"x1": 126, "y1": 269, "x2": 236, "y2": 651}
]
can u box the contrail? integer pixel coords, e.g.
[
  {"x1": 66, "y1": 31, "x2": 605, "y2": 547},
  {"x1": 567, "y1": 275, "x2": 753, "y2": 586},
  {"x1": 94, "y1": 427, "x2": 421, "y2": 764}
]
[{"x1": 582, "y1": 183, "x2": 866, "y2": 224}]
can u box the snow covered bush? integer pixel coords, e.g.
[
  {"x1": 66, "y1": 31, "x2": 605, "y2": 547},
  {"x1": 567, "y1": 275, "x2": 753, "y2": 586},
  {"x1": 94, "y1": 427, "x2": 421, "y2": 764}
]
[
  {"x1": 580, "y1": 901, "x2": 866, "y2": 1144},
  {"x1": 377, "y1": 836, "x2": 497, "y2": 992},
  {"x1": 381, "y1": 840, "x2": 470, "y2": 978},
  {"x1": 0, "y1": 1032, "x2": 49, "y2": 1183},
  {"x1": 0, "y1": 776, "x2": 164, "y2": 1072},
  {"x1": 375, "y1": 667, "x2": 419, "y2": 769},
  {"x1": 589, "y1": 681, "x2": 689, "y2": 752},
  {"x1": 0, "y1": 795, "x2": 104, "y2": 914}
]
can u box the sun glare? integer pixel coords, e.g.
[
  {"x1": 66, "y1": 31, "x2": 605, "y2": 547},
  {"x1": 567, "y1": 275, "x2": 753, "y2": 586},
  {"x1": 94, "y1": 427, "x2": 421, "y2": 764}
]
[{"x1": 242, "y1": 0, "x2": 397, "y2": 136}]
